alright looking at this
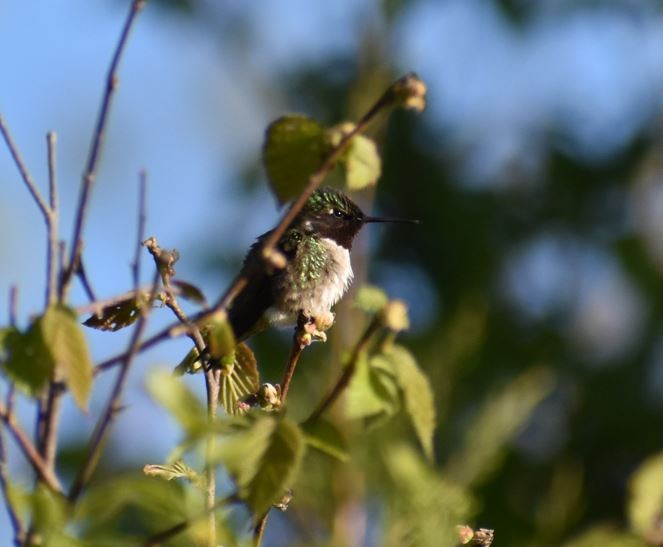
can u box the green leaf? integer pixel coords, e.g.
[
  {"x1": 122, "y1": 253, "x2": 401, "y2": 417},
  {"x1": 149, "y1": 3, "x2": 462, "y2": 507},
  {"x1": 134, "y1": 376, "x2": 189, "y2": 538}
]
[
  {"x1": 629, "y1": 452, "x2": 663, "y2": 539},
  {"x1": 41, "y1": 305, "x2": 93, "y2": 410},
  {"x1": 378, "y1": 345, "x2": 436, "y2": 460},
  {"x1": 354, "y1": 284, "x2": 388, "y2": 314},
  {"x1": 143, "y1": 460, "x2": 204, "y2": 488},
  {"x1": 83, "y1": 296, "x2": 143, "y2": 331},
  {"x1": 263, "y1": 115, "x2": 327, "y2": 204},
  {"x1": 346, "y1": 352, "x2": 400, "y2": 421},
  {"x1": 146, "y1": 369, "x2": 206, "y2": 434},
  {"x1": 344, "y1": 134, "x2": 381, "y2": 190},
  {"x1": 206, "y1": 313, "x2": 236, "y2": 360},
  {"x1": 220, "y1": 342, "x2": 260, "y2": 415},
  {"x1": 301, "y1": 418, "x2": 349, "y2": 462},
  {"x1": 215, "y1": 414, "x2": 305, "y2": 515},
  {"x1": 2, "y1": 323, "x2": 53, "y2": 395},
  {"x1": 31, "y1": 484, "x2": 71, "y2": 543}
]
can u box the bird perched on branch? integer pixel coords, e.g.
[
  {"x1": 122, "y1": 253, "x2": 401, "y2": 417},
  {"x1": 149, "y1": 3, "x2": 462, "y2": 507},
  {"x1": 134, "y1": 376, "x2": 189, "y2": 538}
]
[{"x1": 227, "y1": 187, "x2": 415, "y2": 343}]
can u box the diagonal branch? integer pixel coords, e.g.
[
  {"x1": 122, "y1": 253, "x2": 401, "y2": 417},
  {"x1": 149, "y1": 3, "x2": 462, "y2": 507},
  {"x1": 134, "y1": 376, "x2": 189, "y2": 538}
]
[
  {"x1": 61, "y1": 0, "x2": 147, "y2": 300},
  {"x1": 0, "y1": 116, "x2": 50, "y2": 220},
  {"x1": 0, "y1": 403, "x2": 63, "y2": 494}
]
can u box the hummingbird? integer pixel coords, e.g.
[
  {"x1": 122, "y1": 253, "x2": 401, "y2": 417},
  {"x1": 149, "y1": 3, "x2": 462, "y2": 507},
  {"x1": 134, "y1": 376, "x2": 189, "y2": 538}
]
[{"x1": 227, "y1": 187, "x2": 414, "y2": 341}]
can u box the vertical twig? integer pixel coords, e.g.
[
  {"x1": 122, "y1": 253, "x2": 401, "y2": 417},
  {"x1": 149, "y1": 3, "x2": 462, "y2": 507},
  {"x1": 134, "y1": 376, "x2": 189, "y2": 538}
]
[
  {"x1": 253, "y1": 512, "x2": 270, "y2": 547},
  {"x1": 280, "y1": 337, "x2": 305, "y2": 404},
  {"x1": 60, "y1": 0, "x2": 147, "y2": 301},
  {"x1": 0, "y1": 117, "x2": 50, "y2": 220},
  {"x1": 68, "y1": 268, "x2": 160, "y2": 502},
  {"x1": 133, "y1": 170, "x2": 148, "y2": 291},
  {"x1": 307, "y1": 315, "x2": 381, "y2": 424},
  {"x1": 45, "y1": 132, "x2": 59, "y2": 308},
  {"x1": 39, "y1": 132, "x2": 63, "y2": 471}
]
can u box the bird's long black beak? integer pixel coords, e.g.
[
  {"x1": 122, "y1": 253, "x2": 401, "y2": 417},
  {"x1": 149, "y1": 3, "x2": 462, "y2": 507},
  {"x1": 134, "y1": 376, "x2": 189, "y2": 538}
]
[{"x1": 364, "y1": 216, "x2": 420, "y2": 225}]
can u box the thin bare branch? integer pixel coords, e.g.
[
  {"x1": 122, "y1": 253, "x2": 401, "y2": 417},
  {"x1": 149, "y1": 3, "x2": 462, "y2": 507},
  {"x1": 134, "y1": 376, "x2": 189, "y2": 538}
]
[
  {"x1": 68, "y1": 267, "x2": 159, "y2": 502},
  {"x1": 0, "y1": 116, "x2": 50, "y2": 220},
  {"x1": 0, "y1": 403, "x2": 63, "y2": 494},
  {"x1": 279, "y1": 335, "x2": 305, "y2": 405},
  {"x1": 76, "y1": 258, "x2": 98, "y2": 303},
  {"x1": 142, "y1": 493, "x2": 239, "y2": 546},
  {"x1": 133, "y1": 170, "x2": 148, "y2": 291},
  {"x1": 306, "y1": 315, "x2": 381, "y2": 424},
  {"x1": 61, "y1": 0, "x2": 147, "y2": 300},
  {"x1": 8, "y1": 285, "x2": 18, "y2": 326},
  {"x1": 253, "y1": 512, "x2": 270, "y2": 547},
  {"x1": 45, "y1": 132, "x2": 59, "y2": 307}
]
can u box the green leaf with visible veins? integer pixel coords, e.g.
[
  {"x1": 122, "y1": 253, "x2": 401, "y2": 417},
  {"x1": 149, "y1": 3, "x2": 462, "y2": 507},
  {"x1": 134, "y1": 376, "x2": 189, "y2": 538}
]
[
  {"x1": 220, "y1": 342, "x2": 260, "y2": 415},
  {"x1": 344, "y1": 134, "x2": 381, "y2": 190},
  {"x1": 1, "y1": 324, "x2": 53, "y2": 395},
  {"x1": 40, "y1": 305, "x2": 93, "y2": 411},
  {"x1": 377, "y1": 345, "x2": 436, "y2": 460},
  {"x1": 146, "y1": 369, "x2": 207, "y2": 434},
  {"x1": 301, "y1": 418, "x2": 349, "y2": 462},
  {"x1": 263, "y1": 115, "x2": 328, "y2": 204},
  {"x1": 215, "y1": 414, "x2": 305, "y2": 515}
]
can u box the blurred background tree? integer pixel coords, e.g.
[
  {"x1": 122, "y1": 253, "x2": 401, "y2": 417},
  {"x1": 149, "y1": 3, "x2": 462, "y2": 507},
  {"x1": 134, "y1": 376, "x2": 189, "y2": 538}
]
[{"x1": 2, "y1": 0, "x2": 663, "y2": 545}]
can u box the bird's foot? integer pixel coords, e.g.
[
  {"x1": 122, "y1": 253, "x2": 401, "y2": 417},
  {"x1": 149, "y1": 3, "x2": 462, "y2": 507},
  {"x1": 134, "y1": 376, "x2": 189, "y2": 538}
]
[{"x1": 296, "y1": 311, "x2": 335, "y2": 347}]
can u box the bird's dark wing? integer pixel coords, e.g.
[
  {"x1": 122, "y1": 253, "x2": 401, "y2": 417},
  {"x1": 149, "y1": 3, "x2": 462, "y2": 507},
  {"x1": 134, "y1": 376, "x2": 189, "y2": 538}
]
[{"x1": 227, "y1": 229, "x2": 300, "y2": 340}]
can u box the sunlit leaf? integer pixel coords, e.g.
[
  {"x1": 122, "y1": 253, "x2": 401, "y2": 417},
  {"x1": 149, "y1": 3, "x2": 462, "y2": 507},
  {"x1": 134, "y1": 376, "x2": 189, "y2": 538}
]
[
  {"x1": 220, "y1": 343, "x2": 260, "y2": 415},
  {"x1": 629, "y1": 452, "x2": 663, "y2": 540},
  {"x1": 206, "y1": 313, "x2": 236, "y2": 360},
  {"x1": 146, "y1": 369, "x2": 206, "y2": 434},
  {"x1": 354, "y1": 285, "x2": 388, "y2": 314},
  {"x1": 173, "y1": 346, "x2": 203, "y2": 376},
  {"x1": 345, "y1": 352, "x2": 400, "y2": 421},
  {"x1": 263, "y1": 115, "x2": 327, "y2": 204},
  {"x1": 83, "y1": 296, "x2": 143, "y2": 331},
  {"x1": 143, "y1": 460, "x2": 204, "y2": 488},
  {"x1": 301, "y1": 418, "x2": 349, "y2": 462},
  {"x1": 344, "y1": 134, "x2": 381, "y2": 190},
  {"x1": 75, "y1": 474, "x2": 193, "y2": 539},
  {"x1": 40, "y1": 305, "x2": 93, "y2": 411},
  {"x1": 31, "y1": 484, "x2": 71, "y2": 543},
  {"x1": 1, "y1": 323, "x2": 53, "y2": 394},
  {"x1": 377, "y1": 345, "x2": 436, "y2": 460},
  {"x1": 215, "y1": 414, "x2": 305, "y2": 515}
]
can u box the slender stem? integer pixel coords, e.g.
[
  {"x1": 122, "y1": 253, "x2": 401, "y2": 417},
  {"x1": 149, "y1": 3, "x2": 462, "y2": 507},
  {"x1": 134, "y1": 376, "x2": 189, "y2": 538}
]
[
  {"x1": 133, "y1": 170, "x2": 148, "y2": 291},
  {"x1": 76, "y1": 259, "x2": 98, "y2": 303},
  {"x1": 307, "y1": 315, "x2": 381, "y2": 424},
  {"x1": 61, "y1": 0, "x2": 146, "y2": 300},
  {"x1": 280, "y1": 337, "x2": 304, "y2": 404},
  {"x1": 0, "y1": 116, "x2": 50, "y2": 220},
  {"x1": 45, "y1": 132, "x2": 59, "y2": 308},
  {"x1": 142, "y1": 494, "x2": 238, "y2": 546},
  {"x1": 68, "y1": 268, "x2": 160, "y2": 502},
  {"x1": 8, "y1": 286, "x2": 18, "y2": 326},
  {"x1": 253, "y1": 512, "x2": 270, "y2": 547},
  {"x1": 204, "y1": 368, "x2": 220, "y2": 546},
  {"x1": 0, "y1": 403, "x2": 63, "y2": 494}
]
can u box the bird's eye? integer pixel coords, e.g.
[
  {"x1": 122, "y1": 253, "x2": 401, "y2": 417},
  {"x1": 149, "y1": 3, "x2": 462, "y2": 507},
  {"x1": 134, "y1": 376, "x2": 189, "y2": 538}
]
[{"x1": 332, "y1": 208, "x2": 344, "y2": 218}]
